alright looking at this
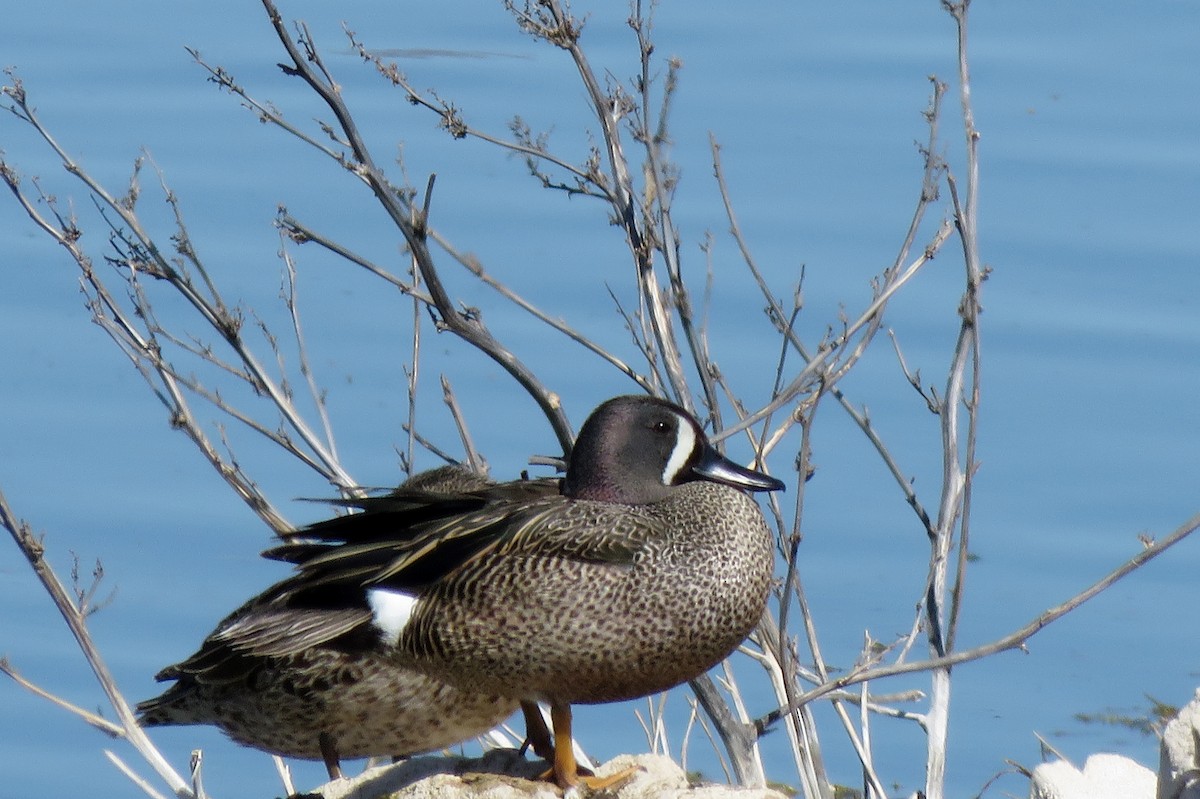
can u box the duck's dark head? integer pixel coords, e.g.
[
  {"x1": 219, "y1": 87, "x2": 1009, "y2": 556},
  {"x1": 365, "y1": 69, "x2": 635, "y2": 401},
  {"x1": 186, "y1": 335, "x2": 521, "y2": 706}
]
[{"x1": 563, "y1": 395, "x2": 785, "y2": 504}]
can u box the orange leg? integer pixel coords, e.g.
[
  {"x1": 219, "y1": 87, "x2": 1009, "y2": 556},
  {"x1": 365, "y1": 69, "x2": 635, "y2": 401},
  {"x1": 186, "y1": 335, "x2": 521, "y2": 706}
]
[
  {"x1": 550, "y1": 702, "x2": 581, "y2": 789},
  {"x1": 539, "y1": 701, "x2": 639, "y2": 791}
]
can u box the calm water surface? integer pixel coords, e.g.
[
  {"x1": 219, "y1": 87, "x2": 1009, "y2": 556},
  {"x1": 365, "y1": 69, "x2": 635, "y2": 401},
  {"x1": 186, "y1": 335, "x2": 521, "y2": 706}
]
[{"x1": 2, "y1": 2, "x2": 1198, "y2": 798}]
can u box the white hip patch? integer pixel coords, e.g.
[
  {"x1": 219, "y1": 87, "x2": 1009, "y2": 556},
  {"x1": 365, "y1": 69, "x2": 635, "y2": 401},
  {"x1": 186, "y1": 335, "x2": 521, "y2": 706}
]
[{"x1": 367, "y1": 587, "x2": 418, "y2": 644}]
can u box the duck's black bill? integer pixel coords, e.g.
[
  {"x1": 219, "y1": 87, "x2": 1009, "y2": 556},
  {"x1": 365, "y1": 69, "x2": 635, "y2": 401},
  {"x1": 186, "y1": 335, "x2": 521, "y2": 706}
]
[{"x1": 692, "y1": 444, "x2": 785, "y2": 493}]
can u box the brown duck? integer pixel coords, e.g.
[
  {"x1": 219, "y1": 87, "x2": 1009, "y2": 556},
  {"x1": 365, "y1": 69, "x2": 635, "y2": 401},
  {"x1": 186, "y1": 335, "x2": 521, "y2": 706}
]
[{"x1": 274, "y1": 395, "x2": 784, "y2": 788}]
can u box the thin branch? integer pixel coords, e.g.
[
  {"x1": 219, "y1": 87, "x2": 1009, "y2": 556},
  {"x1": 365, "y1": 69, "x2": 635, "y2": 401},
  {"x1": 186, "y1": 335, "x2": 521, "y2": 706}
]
[
  {"x1": 1, "y1": 78, "x2": 357, "y2": 499},
  {"x1": 348, "y1": 30, "x2": 609, "y2": 199},
  {"x1": 105, "y1": 751, "x2": 172, "y2": 799},
  {"x1": 441, "y1": 376, "x2": 488, "y2": 474},
  {"x1": 271, "y1": 756, "x2": 297, "y2": 797},
  {"x1": 0, "y1": 486, "x2": 192, "y2": 798},
  {"x1": 509, "y1": 0, "x2": 690, "y2": 405},
  {"x1": 715, "y1": 218, "x2": 953, "y2": 444},
  {"x1": 0, "y1": 154, "x2": 293, "y2": 534},
  {"x1": 0, "y1": 658, "x2": 125, "y2": 737},
  {"x1": 260, "y1": 0, "x2": 574, "y2": 452},
  {"x1": 923, "y1": 7, "x2": 983, "y2": 796},
  {"x1": 279, "y1": 235, "x2": 341, "y2": 466},
  {"x1": 277, "y1": 212, "x2": 432, "y2": 303},
  {"x1": 756, "y1": 509, "x2": 1200, "y2": 732},
  {"x1": 688, "y1": 674, "x2": 764, "y2": 787}
]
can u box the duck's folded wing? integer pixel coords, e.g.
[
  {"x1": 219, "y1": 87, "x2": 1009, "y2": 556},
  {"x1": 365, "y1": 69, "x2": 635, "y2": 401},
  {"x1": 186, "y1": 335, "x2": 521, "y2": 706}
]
[
  {"x1": 494, "y1": 499, "x2": 655, "y2": 566},
  {"x1": 211, "y1": 606, "x2": 370, "y2": 657},
  {"x1": 273, "y1": 495, "x2": 651, "y2": 595},
  {"x1": 154, "y1": 603, "x2": 372, "y2": 686},
  {"x1": 281, "y1": 503, "x2": 528, "y2": 590},
  {"x1": 272, "y1": 477, "x2": 563, "y2": 554}
]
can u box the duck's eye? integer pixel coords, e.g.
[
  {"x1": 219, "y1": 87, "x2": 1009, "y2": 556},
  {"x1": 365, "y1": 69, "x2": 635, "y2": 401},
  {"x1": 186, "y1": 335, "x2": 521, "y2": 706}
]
[{"x1": 651, "y1": 420, "x2": 672, "y2": 435}]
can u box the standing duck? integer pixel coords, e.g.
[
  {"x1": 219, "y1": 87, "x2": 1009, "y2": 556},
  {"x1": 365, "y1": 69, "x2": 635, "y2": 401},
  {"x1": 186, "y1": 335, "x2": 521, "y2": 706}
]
[
  {"x1": 137, "y1": 467, "x2": 556, "y2": 779},
  {"x1": 277, "y1": 395, "x2": 784, "y2": 788}
]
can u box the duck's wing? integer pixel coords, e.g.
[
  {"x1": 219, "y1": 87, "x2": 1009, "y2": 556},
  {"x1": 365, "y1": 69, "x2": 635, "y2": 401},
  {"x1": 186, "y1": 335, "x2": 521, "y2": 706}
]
[
  {"x1": 274, "y1": 494, "x2": 655, "y2": 596},
  {"x1": 209, "y1": 605, "x2": 370, "y2": 658},
  {"x1": 278, "y1": 499, "x2": 552, "y2": 591},
  {"x1": 153, "y1": 580, "x2": 374, "y2": 685},
  {"x1": 494, "y1": 498, "x2": 659, "y2": 565},
  {"x1": 268, "y1": 477, "x2": 563, "y2": 558}
]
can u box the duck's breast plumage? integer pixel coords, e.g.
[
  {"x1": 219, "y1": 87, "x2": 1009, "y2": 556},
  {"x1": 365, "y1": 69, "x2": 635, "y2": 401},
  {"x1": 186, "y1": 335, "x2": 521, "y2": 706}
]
[{"x1": 404, "y1": 480, "x2": 773, "y2": 704}]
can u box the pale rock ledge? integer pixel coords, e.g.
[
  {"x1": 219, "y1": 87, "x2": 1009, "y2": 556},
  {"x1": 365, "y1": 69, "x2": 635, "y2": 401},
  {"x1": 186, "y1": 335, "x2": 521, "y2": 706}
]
[
  {"x1": 313, "y1": 750, "x2": 790, "y2": 799},
  {"x1": 1158, "y1": 688, "x2": 1200, "y2": 799},
  {"x1": 1028, "y1": 687, "x2": 1200, "y2": 799}
]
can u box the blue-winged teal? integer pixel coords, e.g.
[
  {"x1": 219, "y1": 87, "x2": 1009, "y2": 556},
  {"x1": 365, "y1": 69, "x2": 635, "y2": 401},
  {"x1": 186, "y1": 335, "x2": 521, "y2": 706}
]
[
  {"x1": 137, "y1": 467, "x2": 557, "y2": 779},
  {"x1": 274, "y1": 395, "x2": 784, "y2": 788}
]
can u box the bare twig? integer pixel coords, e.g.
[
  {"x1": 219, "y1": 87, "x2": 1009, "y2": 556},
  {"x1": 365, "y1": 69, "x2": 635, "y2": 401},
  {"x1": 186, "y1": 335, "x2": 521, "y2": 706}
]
[
  {"x1": 0, "y1": 486, "x2": 192, "y2": 798},
  {"x1": 105, "y1": 750, "x2": 172, "y2": 799},
  {"x1": 714, "y1": 218, "x2": 953, "y2": 444},
  {"x1": 259, "y1": 0, "x2": 574, "y2": 452},
  {"x1": 279, "y1": 235, "x2": 341, "y2": 467},
  {"x1": 508, "y1": 0, "x2": 691, "y2": 405},
  {"x1": 441, "y1": 376, "x2": 488, "y2": 474},
  {"x1": 756, "y1": 509, "x2": 1200, "y2": 732},
  {"x1": 8, "y1": 90, "x2": 355, "y2": 487},
  {"x1": 688, "y1": 674, "x2": 764, "y2": 787},
  {"x1": 922, "y1": 5, "x2": 985, "y2": 796},
  {"x1": 0, "y1": 658, "x2": 124, "y2": 737},
  {"x1": 348, "y1": 31, "x2": 608, "y2": 199},
  {"x1": 271, "y1": 756, "x2": 297, "y2": 797}
]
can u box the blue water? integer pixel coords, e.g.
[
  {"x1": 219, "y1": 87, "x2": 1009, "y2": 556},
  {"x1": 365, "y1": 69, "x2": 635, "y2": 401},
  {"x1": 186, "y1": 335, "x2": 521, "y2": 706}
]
[{"x1": 2, "y1": 2, "x2": 1198, "y2": 798}]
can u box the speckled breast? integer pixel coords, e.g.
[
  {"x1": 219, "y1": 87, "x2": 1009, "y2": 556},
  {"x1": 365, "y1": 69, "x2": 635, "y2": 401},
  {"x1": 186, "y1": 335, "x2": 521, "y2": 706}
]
[{"x1": 407, "y1": 481, "x2": 774, "y2": 705}]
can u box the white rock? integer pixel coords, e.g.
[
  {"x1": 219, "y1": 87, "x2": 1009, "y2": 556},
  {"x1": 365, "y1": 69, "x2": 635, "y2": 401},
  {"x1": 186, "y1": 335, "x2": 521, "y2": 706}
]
[
  {"x1": 1159, "y1": 688, "x2": 1200, "y2": 799},
  {"x1": 312, "y1": 750, "x2": 789, "y2": 799},
  {"x1": 1029, "y1": 752, "x2": 1155, "y2": 799}
]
